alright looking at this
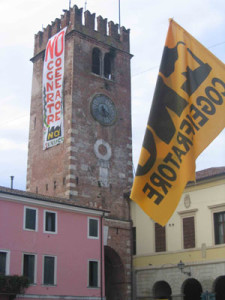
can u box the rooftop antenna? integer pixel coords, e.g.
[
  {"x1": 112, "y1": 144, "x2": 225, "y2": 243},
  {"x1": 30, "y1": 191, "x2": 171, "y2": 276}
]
[
  {"x1": 10, "y1": 176, "x2": 14, "y2": 189},
  {"x1": 84, "y1": 1, "x2": 87, "y2": 11}
]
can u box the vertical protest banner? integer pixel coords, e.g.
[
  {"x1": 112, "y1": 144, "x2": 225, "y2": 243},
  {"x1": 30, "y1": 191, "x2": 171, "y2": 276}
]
[
  {"x1": 42, "y1": 27, "x2": 67, "y2": 150},
  {"x1": 131, "y1": 19, "x2": 225, "y2": 226}
]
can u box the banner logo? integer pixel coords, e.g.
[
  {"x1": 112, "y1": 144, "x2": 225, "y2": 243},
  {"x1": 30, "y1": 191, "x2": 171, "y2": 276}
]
[
  {"x1": 42, "y1": 27, "x2": 67, "y2": 150},
  {"x1": 131, "y1": 20, "x2": 225, "y2": 226}
]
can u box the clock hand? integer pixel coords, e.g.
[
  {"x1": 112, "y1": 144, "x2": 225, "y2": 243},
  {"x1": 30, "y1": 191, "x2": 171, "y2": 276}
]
[{"x1": 100, "y1": 105, "x2": 109, "y2": 117}]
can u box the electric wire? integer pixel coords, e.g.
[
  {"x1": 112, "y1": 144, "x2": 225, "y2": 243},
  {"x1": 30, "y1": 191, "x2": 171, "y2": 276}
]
[
  {"x1": 1, "y1": 41, "x2": 224, "y2": 129},
  {"x1": 132, "y1": 40, "x2": 225, "y2": 78}
]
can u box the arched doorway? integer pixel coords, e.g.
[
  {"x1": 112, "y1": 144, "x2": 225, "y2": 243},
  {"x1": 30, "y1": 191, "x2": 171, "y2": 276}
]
[
  {"x1": 214, "y1": 276, "x2": 225, "y2": 300},
  {"x1": 182, "y1": 278, "x2": 202, "y2": 300},
  {"x1": 104, "y1": 246, "x2": 125, "y2": 300},
  {"x1": 153, "y1": 280, "x2": 172, "y2": 299}
]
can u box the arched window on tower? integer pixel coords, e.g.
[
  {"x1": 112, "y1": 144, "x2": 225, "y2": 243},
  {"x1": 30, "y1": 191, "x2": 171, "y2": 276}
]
[
  {"x1": 104, "y1": 53, "x2": 112, "y2": 79},
  {"x1": 92, "y1": 48, "x2": 101, "y2": 75}
]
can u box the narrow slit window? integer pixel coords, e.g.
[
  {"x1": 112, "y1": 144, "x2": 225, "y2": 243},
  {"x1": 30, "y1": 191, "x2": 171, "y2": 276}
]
[
  {"x1": 92, "y1": 48, "x2": 101, "y2": 75},
  {"x1": 104, "y1": 53, "x2": 112, "y2": 79}
]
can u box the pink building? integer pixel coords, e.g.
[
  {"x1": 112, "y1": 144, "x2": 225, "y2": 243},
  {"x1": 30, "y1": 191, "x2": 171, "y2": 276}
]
[{"x1": 0, "y1": 186, "x2": 108, "y2": 300}]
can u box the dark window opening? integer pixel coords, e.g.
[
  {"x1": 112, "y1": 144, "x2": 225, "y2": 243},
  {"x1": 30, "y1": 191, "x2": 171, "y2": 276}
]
[
  {"x1": 89, "y1": 261, "x2": 98, "y2": 287},
  {"x1": 214, "y1": 211, "x2": 225, "y2": 244},
  {"x1": 104, "y1": 53, "x2": 112, "y2": 79},
  {"x1": 214, "y1": 276, "x2": 225, "y2": 300},
  {"x1": 183, "y1": 278, "x2": 202, "y2": 300},
  {"x1": 92, "y1": 48, "x2": 101, "y2": 75},
  {"x1": 0, "y1": 252, "x2": 7, "y2": 275},
  {"x1": 45, "y1": 211, "x2": 56, "y2": 232},
  {"x1": 25, "y1": 208, "x2": 36, "y2": 230},
  {"x1": 23, "y1": 254, "x2": 35, "y2": 284},
  {"x1": 153, "y1": 280, "x2": 172, "y2": 300},
  {"x1": 89, "y1": 218, "x2": 98, "y2": 238},
  {"x1": 44, "y1": 256, "x2": 55, "y2": 285}
]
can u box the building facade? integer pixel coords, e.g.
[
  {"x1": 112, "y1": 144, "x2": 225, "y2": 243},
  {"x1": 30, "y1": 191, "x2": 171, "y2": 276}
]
[
  {"x1": 26, "y1": 5, "x2": 133, "y2": 299},
  {"x1": 0, "y1": 186, "x2": 108, "y2": 299},
  {"x1": 132, "y1": 167, "x2": 225, "y2": 300}
]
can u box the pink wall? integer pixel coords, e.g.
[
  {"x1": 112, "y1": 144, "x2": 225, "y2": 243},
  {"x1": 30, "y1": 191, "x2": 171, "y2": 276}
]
[{"x1": 0, "y1": 198, "x2": 105, "y2": 298}]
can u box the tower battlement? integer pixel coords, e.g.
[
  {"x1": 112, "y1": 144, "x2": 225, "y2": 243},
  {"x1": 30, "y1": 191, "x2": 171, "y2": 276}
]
[{"x1": 33, "y1": 5, "x2": 130, "y2": 57}]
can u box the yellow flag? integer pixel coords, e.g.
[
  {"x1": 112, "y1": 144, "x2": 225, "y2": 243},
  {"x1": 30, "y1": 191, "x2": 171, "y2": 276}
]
[{"x1": 131, "y1": 19, "x2": 225, "y2": 226}]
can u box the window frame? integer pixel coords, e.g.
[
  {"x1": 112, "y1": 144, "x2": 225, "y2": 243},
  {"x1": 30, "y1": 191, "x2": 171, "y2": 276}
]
[
  {"x1": 182, "y1": 216, "x2": 196, "y2": 249},
  {"x1": 42, "y1": 255, "x2": 57, "y2": 286},
  {"x1": 154, "y1": 222, "x2": 166, "y2": 252},
  {"x1": 209, "y1": 204, "x2": 225, "y2": 246},
  {"x1": 22, "y1": 253, "x2": 37, "y2": 285},
  {"x1": 88, "y1": 259, "x2": 99, "y2": 288},
  {"x1": 43, "y1": 210, "x2": 57, "y2": 234},
  {"x1": 0, "y1": 250, "x2": 10, "y2": 275},
  {"x1": 88, "y1": 217, "x2": 99, "y2": 239},
  {"x1": 214, "y1": 211, "x2": 225, "y2": 245},
  {"x1": 23, "y1": 206, "x2": 38, "y2": 232},
  {"x1": 178, "y1": 209, "x2": 197, "y2": 250}
]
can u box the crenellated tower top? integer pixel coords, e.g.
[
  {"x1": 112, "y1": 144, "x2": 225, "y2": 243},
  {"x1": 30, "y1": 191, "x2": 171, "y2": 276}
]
[{"x1": 33, "y1": 5, "x2": 130, "y2": 57}]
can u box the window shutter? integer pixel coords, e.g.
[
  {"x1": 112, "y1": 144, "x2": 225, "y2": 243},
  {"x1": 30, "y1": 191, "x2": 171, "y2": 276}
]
[
  {"x1": 183, "y1": 216, "x2": 195, "y2": 249},
  {"x1": 155, "y1": 223, "x2": 166, "y2": 252}
]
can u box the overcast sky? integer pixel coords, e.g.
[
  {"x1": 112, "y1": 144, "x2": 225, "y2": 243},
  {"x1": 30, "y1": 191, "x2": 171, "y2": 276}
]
[{"x1": 0, "y1": 0, "x2": 224, "y2": 190}]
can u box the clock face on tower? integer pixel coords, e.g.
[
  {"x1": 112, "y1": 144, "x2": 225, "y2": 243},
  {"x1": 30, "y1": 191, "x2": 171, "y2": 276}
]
[{"x1": 91, "y1": 94, "x2": 117, "y2": 126}]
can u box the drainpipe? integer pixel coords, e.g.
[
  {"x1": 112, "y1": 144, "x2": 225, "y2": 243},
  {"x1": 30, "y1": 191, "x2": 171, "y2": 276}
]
[
  {"x1": 124, "y1": 191, "x2": 134, "y2": 300},
  {"x1": 100, "y1": 212, "x2": 104, "y2": 299}
]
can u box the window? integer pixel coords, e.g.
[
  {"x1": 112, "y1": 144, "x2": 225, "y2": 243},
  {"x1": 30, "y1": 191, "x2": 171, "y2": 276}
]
[
  {"x1": 155, "y1": 223, "x2": 166, "y2": 252},
  {"x1": 43, "y1": 256, "x2": 56, "y2": 285},
  {"x1": 24, "y1": 207, "x2": 38, "y2": 231},
  {"x1": 23, "y1": 254, "x2": 36, "y2": 284},
  {"x1": 44, "y1": 211, "x2": 57, "y2": 233},
  {"x1": 0, "y1": 251, "x2": 9, "y2": 275},
  {"x1": 88, "y1": 260, "x2": 99, "y2": 288},
  {"x1": 92, "y1": 48, "x2": 101, "y2": 75},
  {"x1": 88, "y1": 218, "x2": 99, "y2": 239},
  {"x1": 214, "y1": 211, "x2": 225, "y2": 244},
  {"x1": 183, "y1": 216, "x2": 195, "y2": 249},
  {"x1": 104, "y1": 53, "x2": 112, "y2": 79}
]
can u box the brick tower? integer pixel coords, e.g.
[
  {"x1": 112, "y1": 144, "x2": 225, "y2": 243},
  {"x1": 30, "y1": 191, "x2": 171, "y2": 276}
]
[{"x1": 27, "y1": 5, "x2": 133, "y2": 299}]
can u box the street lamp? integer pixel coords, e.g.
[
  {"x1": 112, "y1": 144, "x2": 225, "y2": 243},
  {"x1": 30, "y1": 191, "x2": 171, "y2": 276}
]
[{"x1": 177, "y1": 260, "x2": 191, "y2": 276}]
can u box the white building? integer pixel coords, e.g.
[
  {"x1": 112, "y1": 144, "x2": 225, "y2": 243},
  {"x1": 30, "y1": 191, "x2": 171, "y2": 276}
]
[{"x1": 132, "y1": 167, "x2": 225, "y2": 300}]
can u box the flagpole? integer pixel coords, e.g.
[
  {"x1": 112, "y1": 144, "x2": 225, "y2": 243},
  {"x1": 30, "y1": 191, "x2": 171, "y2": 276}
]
[{"x1": 119, "y1": 0, "x2": 121, "y2": 31}]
